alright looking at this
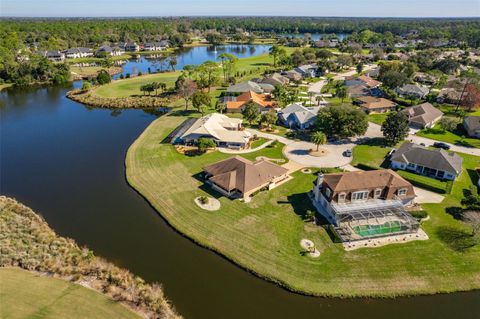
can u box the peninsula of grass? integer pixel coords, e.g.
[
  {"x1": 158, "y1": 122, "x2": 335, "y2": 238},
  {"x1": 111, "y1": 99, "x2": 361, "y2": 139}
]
[
  {"x1": 126, "y1": 115, "x2": 480, "y2": 297},
  {"x1": 0, "y1": 268, "x2": 140, "y2": 319}
]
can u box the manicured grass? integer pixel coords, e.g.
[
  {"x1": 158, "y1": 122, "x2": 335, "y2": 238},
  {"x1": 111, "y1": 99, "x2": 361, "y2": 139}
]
[
  {"x1": 351, "y1": 139, "x2": 391, "y2": 168},
  {"x1": 250, "y1": 137, "x2": 269, "y2": 149},
  {"x1": 367, "y1": 112, "x2": 389, "y2": 125},
  {"x1": 396, "y1": 169, "x2": 450, "y2": 194},
  {"x1": 0, "y1": 268, "x2": 140, "y2": 319},
  {"x1": 126, "y1": 115, "x2": 480, "y2": 297},
  {"x1": 95, "y1": 72, "x2": 181, "y2": 98},
  {"x1": 70, "y1": 66, "x2": 120, "y2": 77},
  {"x1": 417, "y1": 124, "x2": 480, "y2": 149},
  {"x1": 67, "y1": 54, "x2": 133, "y2": 64}
]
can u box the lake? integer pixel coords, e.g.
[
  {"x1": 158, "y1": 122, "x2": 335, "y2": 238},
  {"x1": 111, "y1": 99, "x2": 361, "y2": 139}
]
[
  {"x1": 1, "y1": 46, "x2": 479, "y2": 319},
  {"x1": 117, "y1": 44, "x2": 271, "y2": 77}
]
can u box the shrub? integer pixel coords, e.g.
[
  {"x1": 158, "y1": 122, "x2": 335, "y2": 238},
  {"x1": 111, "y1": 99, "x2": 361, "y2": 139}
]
[
  {"x1": 197, "y1": 138, "x2": 216, "y2": 152},
  {"x1": 410, "y1": 210, "x2": 428, "y2": 219},
  {"x1": 198, "y1": 196, "x2": 209, "y2": 204}
]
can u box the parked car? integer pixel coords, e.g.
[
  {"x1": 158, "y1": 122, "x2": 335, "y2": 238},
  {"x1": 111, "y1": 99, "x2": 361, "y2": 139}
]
[
  {"x1": 420, "y1": 143, "x2": 426, "y2": 147},
  {"x1": 433, "y1": 142, "x2": 451, "y2": 150},
  {"x1": 343, "y1": 149, "x2": 352, "y2": 157}
]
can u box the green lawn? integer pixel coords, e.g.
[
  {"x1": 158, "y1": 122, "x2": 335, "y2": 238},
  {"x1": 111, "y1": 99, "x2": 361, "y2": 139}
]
[
  {"x1": 0, "y1": 268, "x2": 139, "y2": 319},
  {"x1": 396, "y1": 169, "x2": 450, "y2": 194},
  {"x1": 417, "y1": 124, "x2": 480, "y2": 149},
  {"x1": 66, "y1": 54, "x2": 133, "y2": 64},
  {"x1": 250, "y1": 137, "x2": 269, "y2": 148},
  {"x1": 95, "y1": 72, "x2": 181, "y2": 98},
  {"x1": 367, "y1": 112, "x2": 389, "y2": 125},
  {"x1": 126, "y1": 115, "x2": 480, "y2": 297},
  {"x1": 351, "y1": 139, "x2": 392, "y2": 168}
]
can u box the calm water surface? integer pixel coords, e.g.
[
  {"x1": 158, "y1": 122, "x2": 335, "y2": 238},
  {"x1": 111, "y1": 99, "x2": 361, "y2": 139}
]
[{"x1": 1, "y1": 47, "x2": 479, "y2": 319}]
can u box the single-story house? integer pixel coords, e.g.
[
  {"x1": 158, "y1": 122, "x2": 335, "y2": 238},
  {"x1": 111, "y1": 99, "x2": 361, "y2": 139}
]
[
  {"x1": 124, "y1": 42, "x2": 140, "y2": 52},
  {"x1": 226, "y1": 81, "x2": 264, "y2": 94},
  {"x1": 401, "y1": 102, "x2": 444, "y2": 129},
  {"x1": 436, "y1": 88, "x2": 462, "y2": 104},
  {"x1": 64, "y1": 47, "x2": 93, "y2": 59},
  {"x1": 345, "y1": 75, "x2": 381, "y2": 88},
  {"x1": 203, "y1": 156, "x2": 289, "y2": 200},
  {"x1": 226, "y1": 91, "x2": 277, "y2": 113},
  {"x1": 278, "y1": 103, "x2": 320, "y2": 129},
  {"x1": 355, "y1": 96, "x2": 396, "y2": 113},
  {"x1": 463, "y1": 116, "x2": 480, "y2": 138},
  {"x1": 282, "y1": 70, "x2": 302, "y2": 82},
  {"x1": 395, "y1": 84, "x2": 430, "y2": 99},
  {"x1": 260, "y1": 73, "x2": 289, "y2": 87},
  {"x1": 391, "y1": 142, "x2": 463, "y2": 180},
  {"x1": 347, "y1": 85, "x2": 370, "y2": 98},
  {"x1": 314, "y1": 39, "x2": 339, "y2": 48},
  {"x1": 294, "y1": 64, "x2": 318, "y2": 78},
  {"x1": 178, "y1": 113, "x2": 251, "y2": 149},
  {"x1": 414, "y1": 72, "x2": 437, "y2": 85}
]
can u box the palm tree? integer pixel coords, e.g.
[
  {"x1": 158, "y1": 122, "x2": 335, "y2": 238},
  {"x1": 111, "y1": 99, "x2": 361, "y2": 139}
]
[
  {"x1": 311, "y1": 131, "x2": 327, "y2": 152},
  {"x1": 169, "y1": 56, "x2": 177, "y2": 71}
]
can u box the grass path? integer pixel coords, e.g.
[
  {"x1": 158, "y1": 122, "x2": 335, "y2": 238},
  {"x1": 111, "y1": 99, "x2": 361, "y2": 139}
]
[
  {"x1": 126, "y1": 115, "x2": 480, "y2": 297},
  {"x1": 0, "y1": 268, "x2": 140, "y2": 319}
]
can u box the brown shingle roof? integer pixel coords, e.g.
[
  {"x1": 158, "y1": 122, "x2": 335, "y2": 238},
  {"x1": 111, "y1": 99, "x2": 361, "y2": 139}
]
[
  {"x1": 356, "y1": 96, "x2": 396, "y2": 110},
  {"x1": 323, "y1": 169, "x2": 413, "y2": 194},
  {"x1": 226, "y1": 91, "x2": 277, "y2": 110},
  {"x1": 203, "y1": 156, "x2": 288, "y2": 194}
]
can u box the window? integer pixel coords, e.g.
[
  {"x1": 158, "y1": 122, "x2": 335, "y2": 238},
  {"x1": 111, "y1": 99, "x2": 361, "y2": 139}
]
[
  {"x1": 407, "y1": 163, "x2": 415, "y2": 168},
  {"x1": 374, "y1": 188, "x2": 382, "y2": 198},
  {"x1": 352, "y1": 190, "x2": 369, "y2": 201},
  {"x1": 324, "y1": 187, "x2": 331, "y2": 198},
  {"x1": 338, "y1": 193, "x2": 346, "y2": 202},
  {"x1": 398, "y1": 188, "x2": 407, "y2": 196}
]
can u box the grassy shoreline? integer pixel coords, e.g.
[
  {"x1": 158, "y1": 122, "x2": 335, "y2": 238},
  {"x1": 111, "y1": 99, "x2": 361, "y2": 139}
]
[{"x1": 126, "y1": 115, "x2": 480, "y2": 298}]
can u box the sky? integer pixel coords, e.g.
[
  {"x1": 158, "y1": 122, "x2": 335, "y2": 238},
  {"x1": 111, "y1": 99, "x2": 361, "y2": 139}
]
[{"x1": 1, "y1": 0, "x2": 479, "y2": 18}]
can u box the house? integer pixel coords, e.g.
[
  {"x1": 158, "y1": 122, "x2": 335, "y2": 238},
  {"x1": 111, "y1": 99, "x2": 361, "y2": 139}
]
[
  {"x1": 314, "y1": 39, "x2": 339, "y2": 48},
  {"x1": 143, "y1": 41, "x2": 169, "y2": 51},
  {"x1": 177, "y1": 113, "x2": 251, "y2": 149},
  {"x1": 414, "y1": 72, "x2": 437, "y2": 85},
  {"x1": 395, "y1": 84, "x2": 430, "y2": 99},
  {"x1": 203, "y1": 156, "x2": 289, "y2": 200},
  {"x1": 226, "y1": 91, "x2": 277, "y2": 113},
  {"x1": 64, "y1": 47, "x2": 93, "y2": 59},
  {"x1": 463, "y1": 116, "x2": 480, "y2": 138},
  {"x1": 436, "y1": 88, "x2": 462, "y2": 104},
  {"x1": 401, "y1": 102, "x2": 444, "y2": 129},
  {"x1": 311, "y1": 169, "x2": 420, "y2": 242},
  {"x1": 355, "y1": 96, "x2": 396, "y2": 113},
  {"x1": 38, "y1": 50, "x2": 65, "y2": 62},
  {"x1": 345, "y1": 75, "x2": 381, "y2": 88},
  {"x1": 260, "y1": 73, "x2": 289, "y2": 87},
  {"x1": 278, "y1": 103, "x2": 320, "y2": 129},
  {"x1": 226, "y1": 81, "x2": 264, "y2": 94},
  {"x1": 294, "y1": 64, "x2": 318, "y2": 78},
  {"x1": 124, "y1": 42, "x2": 140, "y2": 52},
  {"x1": 96, "y1": 46, "x2": 125, "y2": 57},
  {"x1": 347, "y1": 85, "x2": 370, "y2": 98},
  {"x1": 391, "y1": 142, "x2": 463, "y2": 180},
  {"x1": 282, "y1": 70, "x2": 302, "y2": 82},
  {"x1": 365, "y1": 67, "x2": 380, "y2": 78}
]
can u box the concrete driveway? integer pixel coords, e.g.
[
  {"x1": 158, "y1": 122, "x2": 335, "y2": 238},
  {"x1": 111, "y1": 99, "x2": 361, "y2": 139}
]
[{"x1": 284, "y1": 140, "x2": 354, "y2": 168}]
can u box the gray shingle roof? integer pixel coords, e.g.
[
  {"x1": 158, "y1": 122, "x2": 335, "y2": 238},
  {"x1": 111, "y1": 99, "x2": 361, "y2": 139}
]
[
  {"x1": 226, "y1": 81, "x2": 263, "y2": 93},
  {"x1": 401, "y1": 103, "x2": 444, "y2": 126},
  {"x1": 464, "y1": 116, "x2": 480, "y2": 131},
  {"x1": 391, "y1": 142, "x2": 463, "y2": 174}
]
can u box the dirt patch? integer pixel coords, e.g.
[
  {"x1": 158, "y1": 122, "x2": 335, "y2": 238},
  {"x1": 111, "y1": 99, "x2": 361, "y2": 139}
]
[{"x1": 309, "y1": 148, "x2": 329, "y2": 157}]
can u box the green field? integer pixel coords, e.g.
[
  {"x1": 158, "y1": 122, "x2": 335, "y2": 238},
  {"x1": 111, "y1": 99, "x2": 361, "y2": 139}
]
[
  {"x1": 417, "y1": 124, "x2": 480, "y2": 149},
  {"x1": 126, "y1": 114, "x2": 480, "y2": 297},
  {"x1": 367, "y1": 112, "x2": 389, "y2": 125},
  {"x1": 0, "y1": 268, "x2": 139, "y2": 319},
  {"x1": 351, "y1": 139, "x2": 391, "y2": 168}
]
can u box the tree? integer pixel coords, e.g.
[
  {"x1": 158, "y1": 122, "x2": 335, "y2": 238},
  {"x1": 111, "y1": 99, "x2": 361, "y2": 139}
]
[
  {"x1": 175, "y1": 77, "x2": 197, "y2": 109},
  {"x1": 259, "y1": 110, "x2": 277, "y2": 130},
  {"x1": 81, "y1": 81, "x2": 92, "y2": 91},
  {"x1": 336, "y1": 86, "x2": 348, "y2": 102},
  {"x1": 311, "y1": 131, "x2": 327, "y2": 151},
  {"x1": 140, "y1": 83, "x2": 154, "y2": 96},
  {"x1": 241, "y1": 102, "x2": 260, "y2": 125},
  {"x1": 381, "y1": 70, "x2": 409, "y2": 89},
  {"x1": 96, "y1": 69, "x2": 111, "y2": 85},
  {"x1": 315, "y1": 105, "x2": 368, "y2": 139},
  {"x1": 218, "y1": 53, "x2": 237, "y2": 83},
  {"x1": 206, "y1": 32, "x2": 226, "y2": 45},
  {"x1": 269, "y1": 45, "x2": 286, "y2": 67},
  {"x1": 169, "y1": 56, "x2": 177, "y2": 71},
  {"x1": 356, "y1": 63, "x2": 363, "y2": 74},
  {"x1": 439, "y1": 117, "x2": 458, "y2": 132},
  {"x1": 461, "y1": 84, "x2": 480, "y2": 112},
  {"x1": 197, "y1": 138, "x2": 216, "y2": 153},
  {"x1": 381, "y1": 111, "x2": 409, "y2": 146},
  {"x1": 191, "y1": 91, "x2": 211, "y2": 115},
  {"x1": 197, "y1": 61, "x2": 219, "y2": 92}
]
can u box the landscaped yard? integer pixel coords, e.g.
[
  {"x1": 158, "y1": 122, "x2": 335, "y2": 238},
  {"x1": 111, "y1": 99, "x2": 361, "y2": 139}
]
[
  {"x1": 367, "y1": 112, "x2": 389, "y2": 125},
  {"x1": 250, "y1": 137, "x2": 269, "y2": 148},
  {"x1": 0, "y1": 268, "x2": 139, "y2": 319},
  {"x1": 416, "y1": 124, "x2": 480, "y2": 149},
  {"x1": 126, "y1": 115, "x2": 480, "y2": 297},
  {"x1": 396, "y1": 169, "x2": 451, "y2": 194},
  {"x1": 351, "y1": 138, "x2": 392, "y2": 168}
]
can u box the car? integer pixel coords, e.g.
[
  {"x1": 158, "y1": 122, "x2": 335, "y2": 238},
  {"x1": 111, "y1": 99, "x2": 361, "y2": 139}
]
[
  {"x1": 420, "y1": 143, "x2": 426, "y2": 147},
  {"x1": 343, "y1": 149, "x2": 352, "y2": 157},
  {"x1": 433, "y1": 142, "x2": 451, "y2": 150}
]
